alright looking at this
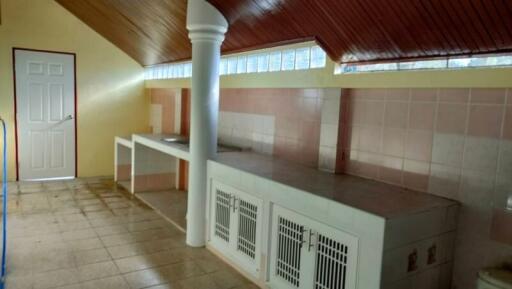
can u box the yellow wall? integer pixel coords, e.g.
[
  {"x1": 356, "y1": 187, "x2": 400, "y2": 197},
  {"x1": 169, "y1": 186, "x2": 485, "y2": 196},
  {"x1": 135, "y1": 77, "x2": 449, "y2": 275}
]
[
  {"x1": 0, "y1": 0, "x2": 150, "y2": 180},
  {"x1": 146, "y1": 43, "x2": 512, "y2": 89}
]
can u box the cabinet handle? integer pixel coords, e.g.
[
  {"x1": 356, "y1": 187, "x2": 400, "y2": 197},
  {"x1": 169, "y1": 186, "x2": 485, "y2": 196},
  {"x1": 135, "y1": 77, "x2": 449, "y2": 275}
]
[
  {"x1": 307, "y1": 230, "x2": 316, "y2": 252},
  {"x1": 231, "y1": 196, "x2": 238, "y2": 213}
]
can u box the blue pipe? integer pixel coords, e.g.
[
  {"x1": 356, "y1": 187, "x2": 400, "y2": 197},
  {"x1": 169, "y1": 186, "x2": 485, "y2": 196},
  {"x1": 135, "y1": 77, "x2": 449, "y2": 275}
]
[{"x1": 0, "y1": 118, "x2": 7, "y2": 289}]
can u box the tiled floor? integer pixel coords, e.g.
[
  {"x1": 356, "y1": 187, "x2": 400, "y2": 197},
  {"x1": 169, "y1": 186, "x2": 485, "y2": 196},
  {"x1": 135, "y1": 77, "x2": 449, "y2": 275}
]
[
  {"x1": 136, "y1": 190, "x2": 187, "y2": 232},
  {"x1": 3, "y1": 177, "x2": 257, "y2": 289}
]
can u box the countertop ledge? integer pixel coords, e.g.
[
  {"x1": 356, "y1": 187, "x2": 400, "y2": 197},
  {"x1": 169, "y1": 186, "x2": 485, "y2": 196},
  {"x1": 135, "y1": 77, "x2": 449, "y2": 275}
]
[{"x1": 211, "y1": 152, "x2": 459, "y2": 219}]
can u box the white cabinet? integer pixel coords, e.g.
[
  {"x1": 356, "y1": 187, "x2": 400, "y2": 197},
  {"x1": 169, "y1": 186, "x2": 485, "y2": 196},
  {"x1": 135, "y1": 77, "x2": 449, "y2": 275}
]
[
  {"x1": 269, "y1": 205, "x2": 359, "y2": 289},
  {"x1": 209, "y1": 180, "x2": 263, "y2": 277}
]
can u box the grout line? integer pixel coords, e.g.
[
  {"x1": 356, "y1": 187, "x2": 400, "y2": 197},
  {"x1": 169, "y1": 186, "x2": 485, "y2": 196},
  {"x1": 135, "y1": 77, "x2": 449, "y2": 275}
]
[
  {"x1": 492, "y1": 88, "x2": 509, "y2": 206},
  {"x1": 457, "y1": 88, "x2": 473, "y2": 201}
]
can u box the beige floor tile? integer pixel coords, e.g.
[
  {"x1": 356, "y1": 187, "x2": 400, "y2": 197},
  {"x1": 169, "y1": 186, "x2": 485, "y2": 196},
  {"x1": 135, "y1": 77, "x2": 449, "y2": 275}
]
[
  {"x1": 32, "y1": 268, "x2": 79, "y2": 289},
  {"x1": 160, "y1": 261, "x2": 206, "y2": 282},
  {"x1": 77, "y1": 260, "x2": 119, "y2": 282},
  {"x1": 177, "y1": 275, "x2": 221, "y2": 289},
  {"x1": 61, "y1": 228, "x2": 97, "y2": 241},
  {"x1": 107, "y1": 243, "x2": 146, "y2": 259},
  {"x1": 94, "y1": 225, "x2": 128, "y2": 237},
  {"x1": 123, "y1": 267, "x2": 169, "y2": 289},
  {"x1": 80, "y1": 276, "x2": 129, "y2": 289},
  {"x1": 74, "y1": 248, "x2": 112, "y2": 266},
  {"x1": 114, "y1": 251, "x2": 179, "y2": 273},
  {"x1": 5, "y1": 178, "x2": 257, "y2": 289}
]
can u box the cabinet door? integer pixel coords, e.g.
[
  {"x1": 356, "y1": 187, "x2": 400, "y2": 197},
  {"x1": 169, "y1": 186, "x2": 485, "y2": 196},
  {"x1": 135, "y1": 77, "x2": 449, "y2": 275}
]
[
  {"x1": 269, "y1": 205, "x2": 359, "y2": 289},
  {"x1": 311, "y1": 221, "x2": 359, "y2": 289},
  {"x1": 232, "y1": 190, "x2": 263, "y2": 275},
  {"x1": 210, "y1": 182, "x2": 234, "y2": 251},
  {"x1": 269, "y1": 205, "x2": 312, "y2": 289}
]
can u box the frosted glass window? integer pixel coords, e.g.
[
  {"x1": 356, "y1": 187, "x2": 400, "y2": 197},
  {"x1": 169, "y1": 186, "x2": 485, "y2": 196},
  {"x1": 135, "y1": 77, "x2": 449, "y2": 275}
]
[
  {"x1": 310, "y1": 46, "x2": 326, "y2": 68},
  {"x1": 399, "y1": 59, "x2": 447, "y2": 70},
  {"x1": 237, "y1": 56, "x2": 247, "y2": 74},
  {"x1": 227, "y1": 57, "x2": 238, "y2": 74},
  {"x1": 151, "y1": 67, "x2": 157, "y2": 79},
  {"x1": 282, "y1": 49, "x2": 295, "y2": 71},
  {"x1": 220, "y1": 59, "x2": 228, "y2": 75},
  {"x1": 172, "y1": 65, "x2": 179, "y2": 78},
  {"x1": 269, "y1": 52, "x2": 282, "y2": 72},
  {"x1": 156, "y1": 66, "x2": 164, "y2": 79},
  {"x1": 183, "y1": 63, "x2": 192, "y2": 77},
  {"x1": 295, "y1": 48, "x2": 310, "y2": 70},
  {"x1": 247, "y1": 55, "x2": 258, "y2": 73},
  {"x1": 257, "y1": 54, "x2": 270, "y2": 72}
]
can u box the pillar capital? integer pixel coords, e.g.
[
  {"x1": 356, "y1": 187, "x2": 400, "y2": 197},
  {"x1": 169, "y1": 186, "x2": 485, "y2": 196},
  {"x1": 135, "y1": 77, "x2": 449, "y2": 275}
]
[{"x1": 187, "y1": 0, "x2": 228, "y2": 43}]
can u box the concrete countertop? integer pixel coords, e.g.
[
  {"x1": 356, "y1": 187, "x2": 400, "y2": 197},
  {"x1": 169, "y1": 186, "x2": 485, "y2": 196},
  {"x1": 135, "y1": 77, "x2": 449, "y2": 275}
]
[
  {"x1": 132, "y1": 133, "x2": 190, "y2": 160},
  {"x1": 212, "y1": 152, "x2": 458, "y2": 219}
]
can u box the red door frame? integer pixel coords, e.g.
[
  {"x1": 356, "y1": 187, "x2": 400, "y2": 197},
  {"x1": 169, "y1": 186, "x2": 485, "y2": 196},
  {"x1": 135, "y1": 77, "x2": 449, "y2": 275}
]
[{"x1": 12, "y1": 47, "x2": 78, "y2": 181}]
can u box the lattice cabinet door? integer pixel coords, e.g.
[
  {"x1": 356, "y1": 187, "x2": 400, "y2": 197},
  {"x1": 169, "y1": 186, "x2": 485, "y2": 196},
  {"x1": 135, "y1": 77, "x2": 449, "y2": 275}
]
[
  {"x1": 269, "y1": 205, "x2": 315, "y2": 289},
  {"x1": 232, "y1": 189, "x2": 263, "y2": 275},
  {"x1": 210, "y1": 181, "x2": 236, "y2": 252},
  {"x1": 209, "y1": 180, "x2": 264, "y2": 278},
  {"x1": 310, "y1": 219, "x2": 359, "y2": 289},
  {"x1": 269, "y1": 205, "x2": 359, "y2": 289}
]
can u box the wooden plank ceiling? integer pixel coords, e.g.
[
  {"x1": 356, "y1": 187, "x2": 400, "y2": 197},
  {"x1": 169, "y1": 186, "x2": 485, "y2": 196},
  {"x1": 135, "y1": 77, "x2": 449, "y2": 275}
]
[{"x1": 56, "y1": 0, "x2": 512, "y2": 66}]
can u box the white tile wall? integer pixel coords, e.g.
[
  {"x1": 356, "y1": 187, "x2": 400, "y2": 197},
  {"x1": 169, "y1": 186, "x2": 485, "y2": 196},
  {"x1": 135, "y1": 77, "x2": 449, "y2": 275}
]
[
  {"x1": 218, "y1": 112, "x2": 275, "y2": 154},
  {"x1": 432, "y1": 134, "x2": 465, "y2": 167},
  {"x1": 318, "y1": 89, "x2": 341, "y2": 172},
  {"x1": 150, "y1": 104, "x2": 162, "y2": 134}
]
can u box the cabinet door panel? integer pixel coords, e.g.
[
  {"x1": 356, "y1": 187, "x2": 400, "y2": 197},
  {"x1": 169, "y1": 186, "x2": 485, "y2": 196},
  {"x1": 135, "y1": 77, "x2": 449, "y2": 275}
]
[
  {"x1": 236, "y1": 198, "x2": 259, "y2": 260},
  {"x1": 270, "y1": 205, "x2": 313, "y2": 289},
  {"x1": 212, "y1": 186, "x2": 232, "y2": 246},
  {"x1": 313, "y1": 223, "x2": 359, "y2": 289}
]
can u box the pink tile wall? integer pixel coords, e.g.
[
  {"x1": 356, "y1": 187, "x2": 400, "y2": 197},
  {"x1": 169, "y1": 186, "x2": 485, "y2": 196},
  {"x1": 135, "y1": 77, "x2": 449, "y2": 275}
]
[
  {"x1": 338, "y1": 88, "x2": 512, "y2": 289},
  {"x1": 150, "y1": 88, "x2": 176, "y2": 134},
  {"x1": 220, "y1": 88, "x2": 323, "y2": 167}
]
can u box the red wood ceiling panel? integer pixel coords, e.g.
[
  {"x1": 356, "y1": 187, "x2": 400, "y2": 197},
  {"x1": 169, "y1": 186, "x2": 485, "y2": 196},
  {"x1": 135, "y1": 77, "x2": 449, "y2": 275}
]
[
  {"x1": 56, "y1": 0, "x2": 512, "y2": 66},
  {"x1": 209, "y1": 0, "x2": 512, "y2": 63},
  {"x1": 56, "y1": 0, "x2": 190, "y2": 66}
]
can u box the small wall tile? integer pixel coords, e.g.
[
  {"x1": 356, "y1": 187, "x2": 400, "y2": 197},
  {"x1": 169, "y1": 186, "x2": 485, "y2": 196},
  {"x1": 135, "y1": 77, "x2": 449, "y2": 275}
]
[
  {"x1": 364, "y1": 101, "x2": 386, "y2": 126},
  {"x1": 379, "y1": 156, "x2": 403, "y2": 185},
  {"x1": 385, "y1": 102, "x2": 409, "y2": 128},
  {"x1": 428, "y1": 164, "x2": 461, "y2": 200},
  {"x1": 405, "y1": 130, "x2": 433, "y2": 162},
  {"x1": 499, "y1": 140, "x2": 512, "y2": 173},
  {"x1": 436, "y1": 103, "x2": 468, "y2": 134},
  {"x1": 359, "y1": 126, "x2": 382, "y2": 153},
  {"x1": 439, "y1": 88, "x2": 470, "y2": 103},
  {"x1": 503, "y1": 106, "x2": 512, "y2": 140},
  {"x1": 382, "y1": 128, "x2": 406, "y2": 157},
  {"x1": 471, "y1": 88, "x2": 506, "y2": 104},
  {"x1": 459, "y1": 169, "x2": 495, "y2": 210},
  {"x1": 409, "y1": 102, "x2": 435, "y2": 130},
  {"x1": 403, "y1": 160, "x2": 430, "y2": 192},
  {"x1": 411, "y1": 88, "x2": 438, "y2": 102},
  {"x1": 467, "y1": 105, "x2": 503, "y2": 138},
  {"x1": 463, "y1": 137, "x2": 499, "y2": 172},
  {"x1": 431, "y1": 133, "x2": 465, "y2": 167},
  {"x1": 386, "y1": 88, "x2": 411, "y2": 101}
]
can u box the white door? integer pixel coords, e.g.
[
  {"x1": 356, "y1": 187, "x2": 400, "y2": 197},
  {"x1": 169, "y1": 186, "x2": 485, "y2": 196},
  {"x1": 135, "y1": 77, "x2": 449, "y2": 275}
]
[{"x1": 15, "y1": 49, "x2": 76, "y2": 180}]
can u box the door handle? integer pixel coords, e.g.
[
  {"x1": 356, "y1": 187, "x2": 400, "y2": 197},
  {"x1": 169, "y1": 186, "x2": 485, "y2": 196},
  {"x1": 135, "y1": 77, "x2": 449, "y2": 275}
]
[{"x1": 64, "y1": 115, "x2": 73, "y2": 121}]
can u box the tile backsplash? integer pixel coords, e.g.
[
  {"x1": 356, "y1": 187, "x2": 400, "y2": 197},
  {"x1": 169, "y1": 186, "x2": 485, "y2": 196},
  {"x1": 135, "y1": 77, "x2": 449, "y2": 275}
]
[
  {"x1": 338, "y1": 88, "x2": 512, "y2": 289},
  {"x1": 147, "y1": 86, "x2": 512, "y2": 288},
  {"x1": 219, "y1": 88, "x2": 339, "y2": 167}
]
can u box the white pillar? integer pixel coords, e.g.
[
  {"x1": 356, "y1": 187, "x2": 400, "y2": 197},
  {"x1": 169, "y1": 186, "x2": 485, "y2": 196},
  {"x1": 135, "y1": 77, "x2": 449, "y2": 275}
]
[{"x1": 186, "y1": 0, "x2": 228, "y2": 247}]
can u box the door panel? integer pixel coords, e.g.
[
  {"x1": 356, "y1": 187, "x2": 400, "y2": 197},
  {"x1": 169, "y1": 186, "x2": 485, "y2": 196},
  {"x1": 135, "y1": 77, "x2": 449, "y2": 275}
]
[
  {"x1": 313, "y1": 222, "x2": 359, "y2": 289},
  {"x1": 212, "y1": 187, "x2": 232, "y2": 245},
  {"x1": 15, "y1": 49, "x2": 75, "y2": 180}
]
